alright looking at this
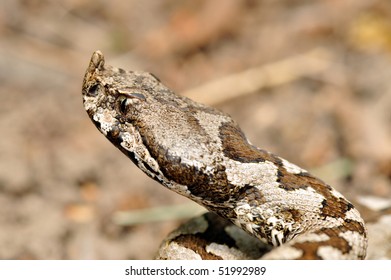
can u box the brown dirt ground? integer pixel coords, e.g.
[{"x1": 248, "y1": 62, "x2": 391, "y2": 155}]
[{"x1": 0, "y1": 0, "x2": 390, "y2": 259}]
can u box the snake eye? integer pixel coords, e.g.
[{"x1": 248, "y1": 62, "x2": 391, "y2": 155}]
[
  {"x1": 117, "y1": 91, "x2": 146, "y2": 115},
  {"x1": 119, "y1": 97, "x2": 129, "y2": 114},
  {"x1": 87, "y1": 84, "x2": 100, "y2": 97}
]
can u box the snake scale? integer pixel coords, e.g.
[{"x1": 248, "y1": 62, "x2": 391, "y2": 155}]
[{"x1": 82, "y1": 51, "x2": 367, "y2": 259}]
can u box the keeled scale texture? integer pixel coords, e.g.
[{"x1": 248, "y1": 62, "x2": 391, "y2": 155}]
[{"x1": 82, "y1": 51, "x2": 367, "y2": 259}]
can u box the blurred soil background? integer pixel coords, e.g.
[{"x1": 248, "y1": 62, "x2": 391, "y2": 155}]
[{"x1": 0, "y1": 0, "x2": 391, "y2": 259}]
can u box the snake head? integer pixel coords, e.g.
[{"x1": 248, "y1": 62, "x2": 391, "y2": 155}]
[
  {"x1": 82, "y1": 51, "x2": 162, "y2": 136},
  {"x1": 81, "y1": 50, "x2": 231, "y2": 160},
  {"x1": 81, "y1": 51, "x2": 228, "y2": 177},
  {"x1": 81, "y1": 51, "x2": 238, "y2": 197}
]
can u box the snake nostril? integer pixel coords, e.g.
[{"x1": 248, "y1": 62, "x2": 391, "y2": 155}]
[{"x1": 87, "y1": 84, "x2": 100, "y2": 97}]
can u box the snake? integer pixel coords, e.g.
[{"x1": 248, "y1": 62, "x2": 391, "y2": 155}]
[{"x1": 81, "y1": 51, "x2": 367, "y2": 259}]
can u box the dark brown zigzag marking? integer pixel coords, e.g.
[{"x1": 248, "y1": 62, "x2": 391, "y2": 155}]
[{"x1": 219, "y1": 122, "x2": 279, "y2": 163}]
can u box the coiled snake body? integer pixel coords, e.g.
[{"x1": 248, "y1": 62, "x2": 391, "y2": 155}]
[{"x1": 82, "y1": 51, "x2": 367, "y2": 259}]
